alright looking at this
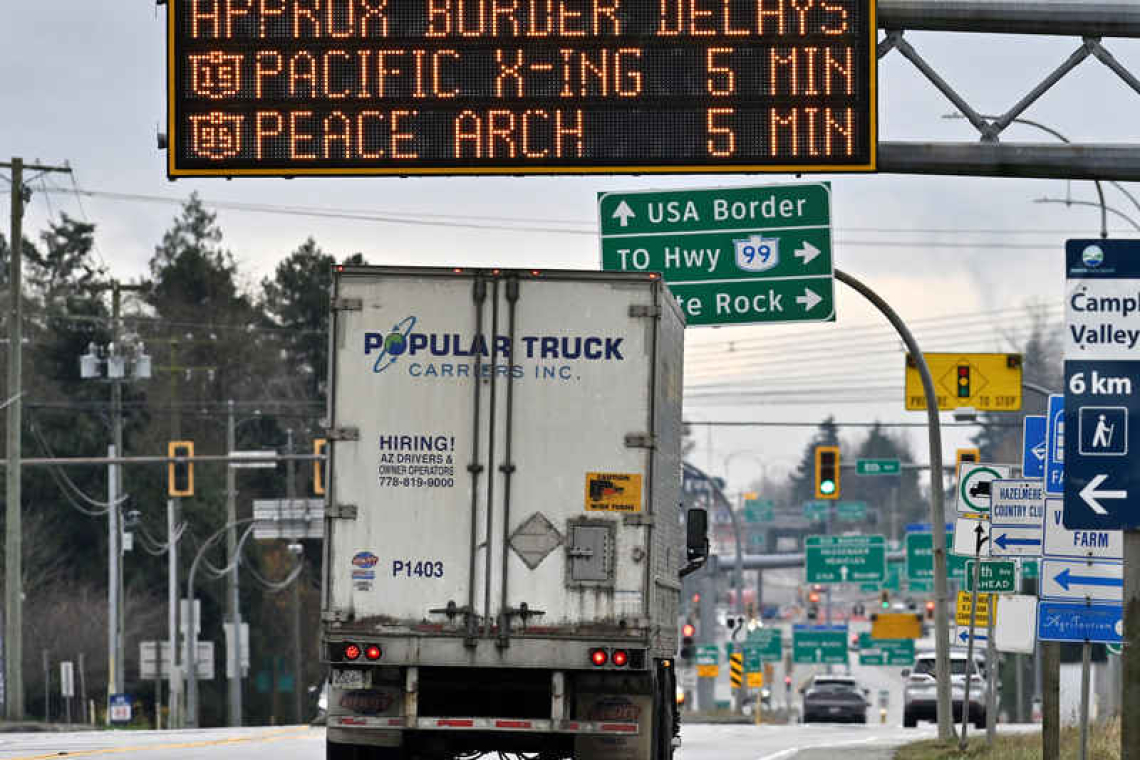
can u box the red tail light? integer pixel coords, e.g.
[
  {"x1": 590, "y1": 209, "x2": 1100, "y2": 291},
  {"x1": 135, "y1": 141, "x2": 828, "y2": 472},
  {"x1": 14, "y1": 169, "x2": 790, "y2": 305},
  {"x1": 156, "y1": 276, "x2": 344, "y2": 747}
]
[
  {"x1": 612, "y1": 650, "x2": 629, "y2": 667},
  {"x1": 590, "y1": 649, "x2": 608, "y2": 666},
  {"x1": 344, "y1": 644, "x2": 361, "y2": 661},
  {"x1": 365, "y1": 645, "x2": 382, "y2": 661}
]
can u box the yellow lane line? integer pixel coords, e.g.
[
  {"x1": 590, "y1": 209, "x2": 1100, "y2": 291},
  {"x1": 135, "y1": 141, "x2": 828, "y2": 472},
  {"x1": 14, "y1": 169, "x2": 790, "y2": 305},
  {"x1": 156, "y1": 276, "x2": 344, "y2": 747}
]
[{"x1": 3, "y1": 726, "x2": 315, "y2": 760}]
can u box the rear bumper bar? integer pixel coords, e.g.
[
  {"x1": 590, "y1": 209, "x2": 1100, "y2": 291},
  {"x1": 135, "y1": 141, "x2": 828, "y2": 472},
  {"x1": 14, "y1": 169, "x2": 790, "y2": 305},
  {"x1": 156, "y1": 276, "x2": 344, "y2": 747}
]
[{"x1": 332, "y1": 716, "x2": 640, "y2": 735}]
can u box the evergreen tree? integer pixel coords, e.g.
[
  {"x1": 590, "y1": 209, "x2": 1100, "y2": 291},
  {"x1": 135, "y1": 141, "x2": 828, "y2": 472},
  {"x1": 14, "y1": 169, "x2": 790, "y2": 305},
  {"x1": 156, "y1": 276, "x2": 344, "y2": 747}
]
[{"x1": 261, "y1": 238, "x2": 335, "y2": 399}]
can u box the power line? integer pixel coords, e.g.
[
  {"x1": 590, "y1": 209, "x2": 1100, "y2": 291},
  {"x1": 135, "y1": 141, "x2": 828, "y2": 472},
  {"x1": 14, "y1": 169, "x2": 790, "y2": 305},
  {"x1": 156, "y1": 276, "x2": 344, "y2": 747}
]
[{"x1": 683, "y1": 419, "x2": 1022, "y2": 428}]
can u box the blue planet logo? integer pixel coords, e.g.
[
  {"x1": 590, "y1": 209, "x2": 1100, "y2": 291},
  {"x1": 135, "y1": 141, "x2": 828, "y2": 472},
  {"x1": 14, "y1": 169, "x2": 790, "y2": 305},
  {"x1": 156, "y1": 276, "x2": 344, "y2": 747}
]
[{"x1": 1082, "y1": 245, "x2": 1104, "y2": 267}]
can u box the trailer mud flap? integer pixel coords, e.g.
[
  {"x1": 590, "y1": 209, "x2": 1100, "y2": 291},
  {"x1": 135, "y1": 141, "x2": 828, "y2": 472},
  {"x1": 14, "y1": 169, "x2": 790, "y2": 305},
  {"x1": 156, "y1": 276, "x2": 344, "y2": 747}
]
[{"x1": 574, "y1": 694, "x2": 652, "y2": 760}]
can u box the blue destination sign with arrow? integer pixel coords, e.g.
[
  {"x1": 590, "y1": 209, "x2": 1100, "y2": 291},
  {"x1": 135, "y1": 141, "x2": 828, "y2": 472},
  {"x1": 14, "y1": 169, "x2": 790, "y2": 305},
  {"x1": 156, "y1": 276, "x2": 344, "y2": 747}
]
[
  {"x1": 990, "y1": 526, "x2": 1042, "y2": 557},
  {"x1": 1042, "y1": 497, "x2": 1122, "y2": 560},
  {"x1": 1040, "y1": 559, "x2": 1123, "y2": 602},
  {"x1": 1037, "y1": 600, "x2": 1123, "y2": 643},
  {"x1": 1023, "y1": 415, "x2": 1047, "y2": 479},
  {"x1": 1064, "y1": 240, "x2": 1140, "y2": 528}
]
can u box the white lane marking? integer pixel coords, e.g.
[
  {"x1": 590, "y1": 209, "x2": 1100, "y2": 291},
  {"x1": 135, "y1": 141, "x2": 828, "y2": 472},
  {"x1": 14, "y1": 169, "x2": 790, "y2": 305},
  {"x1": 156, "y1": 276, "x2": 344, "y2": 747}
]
[{"x1": 755, "y1": 734, "x2": 880, "y2": 760}]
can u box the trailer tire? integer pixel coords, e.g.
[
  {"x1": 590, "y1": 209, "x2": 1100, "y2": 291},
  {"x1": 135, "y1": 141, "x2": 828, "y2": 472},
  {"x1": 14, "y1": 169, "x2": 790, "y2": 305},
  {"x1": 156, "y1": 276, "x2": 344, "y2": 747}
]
[{"x1": 653, "y1": 662, "x2": 676, "y2": 760}]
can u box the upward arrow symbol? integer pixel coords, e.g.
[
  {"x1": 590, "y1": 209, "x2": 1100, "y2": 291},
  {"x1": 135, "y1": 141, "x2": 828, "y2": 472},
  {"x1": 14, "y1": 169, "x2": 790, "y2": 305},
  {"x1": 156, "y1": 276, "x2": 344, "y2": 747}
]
[{"x1": 612, "y1": 201, "x2": 636, "y2": 228}]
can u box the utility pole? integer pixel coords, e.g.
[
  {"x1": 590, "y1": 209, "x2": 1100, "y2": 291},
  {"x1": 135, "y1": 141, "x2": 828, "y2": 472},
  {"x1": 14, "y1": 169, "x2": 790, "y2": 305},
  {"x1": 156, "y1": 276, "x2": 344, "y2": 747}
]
[
  {"x1": 226, "y1": 400, "x2": 242, "y2": 726},
  {"x1": 166, "y1": 339, "x2": 182, "y2": 728},
  {"x1": 3, "y1": 157, "x2": 71, "y2": 720},
  {"x1": 287, "y1": 430, "x2": 303, "y2": 723}
]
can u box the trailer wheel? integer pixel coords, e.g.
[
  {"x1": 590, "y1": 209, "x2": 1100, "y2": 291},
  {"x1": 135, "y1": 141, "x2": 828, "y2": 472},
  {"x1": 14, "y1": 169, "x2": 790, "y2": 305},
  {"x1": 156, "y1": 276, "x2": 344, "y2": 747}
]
[{"x1": 653, "y1": 662, "x2": 676, "y2": 760}]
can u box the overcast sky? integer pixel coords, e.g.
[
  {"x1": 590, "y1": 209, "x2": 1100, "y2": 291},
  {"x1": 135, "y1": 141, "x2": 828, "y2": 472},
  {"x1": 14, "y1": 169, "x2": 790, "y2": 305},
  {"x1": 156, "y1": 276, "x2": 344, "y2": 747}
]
[{"x1": 3, "y1": 3, "x2": 1139, "y2": 498}]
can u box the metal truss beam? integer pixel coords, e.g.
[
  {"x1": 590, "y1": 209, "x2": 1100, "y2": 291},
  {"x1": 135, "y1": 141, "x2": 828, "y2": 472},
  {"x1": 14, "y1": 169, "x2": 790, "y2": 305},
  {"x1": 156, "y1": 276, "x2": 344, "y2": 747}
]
[
  {"x1": 879, "y1": 142, "x2": 1140, "y2": 181},
  {"x1": 878, "y1": 0, "x2": 1140, "y2": 38}
]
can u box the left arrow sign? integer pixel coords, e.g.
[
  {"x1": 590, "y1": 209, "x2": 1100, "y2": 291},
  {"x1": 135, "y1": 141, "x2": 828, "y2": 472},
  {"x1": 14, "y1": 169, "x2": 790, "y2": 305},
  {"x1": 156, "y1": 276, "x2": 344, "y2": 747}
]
[{"x1": 1079, "y1": 474, "x2": 1126, "y2": 515}]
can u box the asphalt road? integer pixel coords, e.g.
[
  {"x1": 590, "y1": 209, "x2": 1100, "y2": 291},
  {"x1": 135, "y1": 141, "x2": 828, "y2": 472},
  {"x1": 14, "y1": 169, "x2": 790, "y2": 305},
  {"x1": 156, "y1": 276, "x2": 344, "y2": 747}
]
[{"x1": 0, "y1": 723, "x2": 944, "y2": 760}]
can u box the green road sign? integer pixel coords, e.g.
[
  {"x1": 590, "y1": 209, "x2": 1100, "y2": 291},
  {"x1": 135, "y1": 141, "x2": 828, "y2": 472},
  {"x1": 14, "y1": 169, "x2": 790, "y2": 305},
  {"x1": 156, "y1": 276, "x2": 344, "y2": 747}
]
[
  {"x1": 743, "y1": 499, "x2": 774, "y2": 523},
  {"x1": 806, "y1": 535, "x2": 887, "y2": 584},
  {"x1": 909, "y1": 579, "x2": 935, "y2": 593},
  {"x1": 804, "y1": 501, "x2": 830, "y2": 522},
  {"x1": 745, "y1": 627, "x2": 783, "y2": 661},
  {"x1": 965, "y1": 560, "x2": 1017, "y2": 593},
  {"x1": 862, "y1": 563, "x2": 901, "y2": 593},
  {"x1": 793, "y1": 625, "x2": 848, "y2": 664},
  {"x1": 744, "y1": 647, "x2": 764, "y2": 672},
  {"x1": 1022, "y1": 559, "x2": 1039, "y2": 579},
  {"x1": 857, "y1": 634, "x2": 915, "y2": 666},
  {"x1": 836, "y1": 501, "x2": 867, "y2": 522},
  {"x1": 748, "y1": 530, "x2": 768, "y2": 550},
  {"x1": 696, "y1": 645, "x2": 719, "y2": 666},
  {"x1": 857, "y1": 459, "x2": 901, "y2": 476},
  {"x1": 1108, "y1": 643, "x2": 1123, "y2": 656},
  {"x1": 905, "y1": 532, "x2": 969, "y2": 582},
  {"x1": 859, "y1": 582, "x2": 879, "y2": 593},
  {"x1": 599, "y1": 184, "x2": 835, "y2": 327}
]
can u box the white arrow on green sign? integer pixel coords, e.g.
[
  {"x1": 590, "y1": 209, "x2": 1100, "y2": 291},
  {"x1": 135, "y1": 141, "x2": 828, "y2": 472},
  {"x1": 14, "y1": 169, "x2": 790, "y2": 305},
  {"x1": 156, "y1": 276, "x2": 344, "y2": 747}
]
[
  {"x1": 598, "y1": 183, "x2": 834, "y2": 327},
  {"x1": 792, "y1": 625, "x2": 848, "y2": 664}
]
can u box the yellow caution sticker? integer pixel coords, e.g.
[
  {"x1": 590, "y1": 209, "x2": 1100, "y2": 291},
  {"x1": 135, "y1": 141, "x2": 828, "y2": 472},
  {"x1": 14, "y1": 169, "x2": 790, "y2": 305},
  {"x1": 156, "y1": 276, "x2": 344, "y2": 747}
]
[{"x1": 585, "y1": 473, "x2": 643, "y2": 513}]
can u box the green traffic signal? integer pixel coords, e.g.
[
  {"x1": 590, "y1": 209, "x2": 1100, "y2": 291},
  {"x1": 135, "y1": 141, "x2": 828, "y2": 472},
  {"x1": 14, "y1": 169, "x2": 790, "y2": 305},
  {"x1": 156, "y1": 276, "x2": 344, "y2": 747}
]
[{"x1": 820, "y1": 479, "x2": 836, "y2": 495}]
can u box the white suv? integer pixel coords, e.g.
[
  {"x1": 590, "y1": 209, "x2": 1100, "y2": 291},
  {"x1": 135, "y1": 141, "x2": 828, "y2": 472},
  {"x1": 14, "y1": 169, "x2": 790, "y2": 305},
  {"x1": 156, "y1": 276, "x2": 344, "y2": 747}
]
[{"x1": 902, "y1": 652, "x2": 987, "y2": 728}]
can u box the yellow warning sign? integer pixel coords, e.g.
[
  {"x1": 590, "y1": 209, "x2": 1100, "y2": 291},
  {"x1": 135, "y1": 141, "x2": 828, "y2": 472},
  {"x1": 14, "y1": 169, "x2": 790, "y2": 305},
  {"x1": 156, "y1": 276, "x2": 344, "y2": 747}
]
[
  {"x1": 747, "y1": 671, "x2": 763, "y2": 688},
  {"x1": 905, "y1": 353, "x2": 1022, "y2": 412},
  {"x1": 585, "y1": 472, "x2": 643, "y2": 513},
  {"x1": 955, "y1": 591, "x2": 994, "y2": 627},
  {"x1": 729, "y1": 653, "x2": 743, "y2": 687},
  {"x1": 871, "y1": 612, "x2": 923, "y2": 640},
  {"x1": 696, "y1": 664, "x2": 718, "y2": 678}
]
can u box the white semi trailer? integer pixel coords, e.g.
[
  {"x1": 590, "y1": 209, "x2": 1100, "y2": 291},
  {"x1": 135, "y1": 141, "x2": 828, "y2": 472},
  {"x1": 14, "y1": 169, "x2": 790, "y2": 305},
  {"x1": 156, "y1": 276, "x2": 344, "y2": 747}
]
[{"x1": 321, "y1": 266, "x2": 705, "y2": 759}]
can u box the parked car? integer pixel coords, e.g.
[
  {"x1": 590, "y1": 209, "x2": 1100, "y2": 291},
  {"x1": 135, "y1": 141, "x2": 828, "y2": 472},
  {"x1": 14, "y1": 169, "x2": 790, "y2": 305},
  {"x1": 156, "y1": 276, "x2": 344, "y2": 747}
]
[
  {"x1": 801, "y1": 676, "x2": 868, "y2": 723},
  {"x1": 903, "y1": 652, "x2": 987, "y2": 728}
]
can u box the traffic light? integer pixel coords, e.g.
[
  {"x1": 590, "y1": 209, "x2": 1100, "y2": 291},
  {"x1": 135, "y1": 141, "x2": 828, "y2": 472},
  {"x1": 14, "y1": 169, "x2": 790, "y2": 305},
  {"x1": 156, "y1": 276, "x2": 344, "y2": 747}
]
[
  {"x1": 168, "y1": 441, "x2": 194, "y2": 497},
  {"x1": 925, "y1": 600, "x2": 936, "y2": 620},
  {"x1": 814, "y1": 445, "x2": 840, "y2": 500},
  {"x1": 879, "y1": 590, "x2": 890, "y2": 610},
  {"x1": 956, "y1": 363, "x2": 971, "y2": 398},
  {"x1": 956, "y1": 448, "x2": 980, "y2": 470},
  {"x1": 807, "y1": 605, "x2": 818, "y2": 620},
  {"x1": 808, "y1": 591, "x2": 821, "y2": 604},
  {"x1": 313, "y1": 438, "x2": 327, "y2": 495},
  {"x1": 680, "y1": 621, "x2": 696, "y2": 660}
]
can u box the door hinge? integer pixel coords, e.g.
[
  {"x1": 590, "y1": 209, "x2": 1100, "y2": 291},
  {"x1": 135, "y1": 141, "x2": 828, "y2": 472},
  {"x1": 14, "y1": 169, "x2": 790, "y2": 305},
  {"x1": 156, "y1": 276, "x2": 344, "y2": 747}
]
[
  {"x1": 328, "y1": 503, "x2": 358, "y2": 520},
  {"x1": 625, "y1": 433, "x2": 655, "y2": 449},
  {"x1": 332, "y1": 297, "x2": 362, "y2": 311},
  {"x1": 629, "y1": 304, "x2": 661, "y2": 318},
  {"x1": 325, "y1": 426, "x2": 360, "y2": 441}
]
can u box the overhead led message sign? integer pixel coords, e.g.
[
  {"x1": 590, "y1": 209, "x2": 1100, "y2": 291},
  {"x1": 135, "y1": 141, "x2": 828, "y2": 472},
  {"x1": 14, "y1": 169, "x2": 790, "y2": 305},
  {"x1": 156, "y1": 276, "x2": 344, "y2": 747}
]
[{"x1": 167, "y1": 0, "x2": 876, "y2": 176}]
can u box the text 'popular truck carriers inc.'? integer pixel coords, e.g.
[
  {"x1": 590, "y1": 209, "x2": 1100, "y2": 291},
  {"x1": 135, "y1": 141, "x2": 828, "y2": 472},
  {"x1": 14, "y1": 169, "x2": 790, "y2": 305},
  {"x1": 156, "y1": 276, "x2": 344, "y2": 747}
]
[{"x1": 322, "y1": 266, "x2": 704, "y2": 760}]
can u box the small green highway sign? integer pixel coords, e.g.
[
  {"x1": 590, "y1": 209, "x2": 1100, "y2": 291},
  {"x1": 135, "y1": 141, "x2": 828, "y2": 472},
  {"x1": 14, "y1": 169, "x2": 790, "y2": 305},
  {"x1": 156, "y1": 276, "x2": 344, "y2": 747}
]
[
  {"x1": 1022, "y1": 559, "x2": 1039, "y2": 579},
  {"x1": 860, "y1": 562, "x2": 901, "y2": 593},
  {"x1": 745, "y1": 627, "x2": 783, "y2": 662},
  {"x1": 744, "y1": 647, "x2": 764, "y2": 672},
  {"x1": 793, "y1": 625, "x2": 848, "y2": 664},
  {"x1": 806, "y1": 535, "x2": 887, "y2": 584},
  {"x1": 905, "y1": 531, "x2": 969, "y2": 582},
  {"x1": 858, "y1": 634, "x2": 915, "y2": 666},
  {"x1": 599, "y1": 183, "x2": 834, "y2": 327},
  {"x1": 743, "y1": 498, "x2": 774, "y2": 523},
  {"x1": 836, "y1": 501, "x2": 867, "y2": 522},
  {"x1": 804, "y1": 501, "x2": 830, "y2": 522},
  {"x1": 695, "y1": 644, "x2": 719, "y2": 666},
  {"x1": 965, "y1": 560, "x2": 1017, "y2": 593},
  {"x1": 857, "y1": 459, "x2": 901, "y2": 476}
]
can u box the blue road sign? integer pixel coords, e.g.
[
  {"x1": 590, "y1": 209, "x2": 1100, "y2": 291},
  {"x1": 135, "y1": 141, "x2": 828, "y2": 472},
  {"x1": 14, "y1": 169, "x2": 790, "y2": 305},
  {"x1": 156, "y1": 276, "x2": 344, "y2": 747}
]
[
  {"x1": 906, "y1": 523, "x2": 953, "y2": 533},
  {"x1": 1064, "y1": 239, "x2": 1140, "y2": 529},
  {"x1": 1045, "y1": 394, "x2": 1065, "y2": 496},
  {"x1": 1037, "y1": 600, "x2": 1123, "y2": 643},
  {"x1": 1023, "y1": 415, "x2": 1047, "y2": 479}
]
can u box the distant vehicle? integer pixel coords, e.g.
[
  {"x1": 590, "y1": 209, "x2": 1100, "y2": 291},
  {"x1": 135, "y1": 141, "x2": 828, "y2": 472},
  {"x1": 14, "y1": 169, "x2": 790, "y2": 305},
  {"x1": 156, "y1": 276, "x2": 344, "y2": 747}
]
[
  {"x1": 903, "y1": 652, "x2": 987, "y2": 728},
  {"x1": 801, "y1": 676, "x2": 868, "y2": 723},
  {"x1": 969, "y1": 481, "x2": 992, "y2": 499}
]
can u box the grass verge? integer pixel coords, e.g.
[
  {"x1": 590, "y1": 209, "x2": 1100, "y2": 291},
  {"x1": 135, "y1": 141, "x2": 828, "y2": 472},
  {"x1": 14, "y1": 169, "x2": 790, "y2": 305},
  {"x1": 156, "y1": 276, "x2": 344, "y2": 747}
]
[{"x1": 894, "y1": 718, "x2": 1120, "y2": 760}]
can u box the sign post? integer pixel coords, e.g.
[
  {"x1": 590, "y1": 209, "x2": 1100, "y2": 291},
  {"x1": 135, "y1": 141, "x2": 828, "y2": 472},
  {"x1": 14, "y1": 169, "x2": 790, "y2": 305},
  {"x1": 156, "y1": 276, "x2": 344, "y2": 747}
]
[{"x1": 600, "y1": 184, "x2": 836, "y2": 327}]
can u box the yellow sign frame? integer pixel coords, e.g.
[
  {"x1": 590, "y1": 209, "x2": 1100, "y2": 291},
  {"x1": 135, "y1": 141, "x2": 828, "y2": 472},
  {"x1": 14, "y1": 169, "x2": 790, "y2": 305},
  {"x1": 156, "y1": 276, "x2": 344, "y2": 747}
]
[{"x1": 905, "y1": 353, "x2": 1023, "y2": 411}]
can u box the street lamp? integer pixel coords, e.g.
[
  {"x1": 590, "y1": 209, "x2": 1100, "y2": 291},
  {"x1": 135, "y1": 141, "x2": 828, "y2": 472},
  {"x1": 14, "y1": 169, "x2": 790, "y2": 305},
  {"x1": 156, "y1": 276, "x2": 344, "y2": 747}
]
[{"x1": 79, "y1": 336, "x2": 150, "y2": 712}]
